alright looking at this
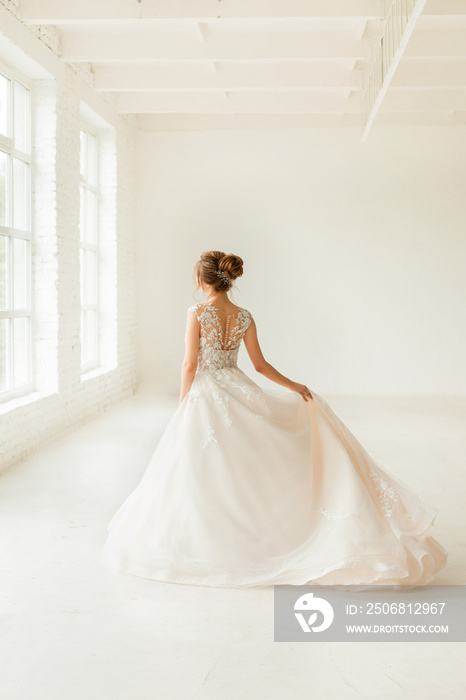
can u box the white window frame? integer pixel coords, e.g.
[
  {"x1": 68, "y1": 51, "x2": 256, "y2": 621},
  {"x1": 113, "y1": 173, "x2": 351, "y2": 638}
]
[
  {"x1": 0, "y1": 60, "x2": 33, "y2": 403},
  {"x1": 79, "y1": 125, "x2": 100, "y2": 374}
]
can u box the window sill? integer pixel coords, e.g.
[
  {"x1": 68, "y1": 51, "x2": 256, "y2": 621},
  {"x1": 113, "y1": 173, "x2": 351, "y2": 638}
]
[
  {"x1": 80, "y1": 365, "x2": 116, "y2": 383},
  {"x1": 0, "y1": 389, "x2": 58, "y2": 416}
]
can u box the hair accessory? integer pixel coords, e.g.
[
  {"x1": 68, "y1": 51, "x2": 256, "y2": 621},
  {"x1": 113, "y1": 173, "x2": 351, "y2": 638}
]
[{"x1": 214, "y1": 269, "x2": 232, "y2": 285}]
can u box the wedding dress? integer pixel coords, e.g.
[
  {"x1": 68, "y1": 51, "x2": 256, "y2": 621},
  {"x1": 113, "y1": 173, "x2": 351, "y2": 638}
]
[{"x1": 102, "y1": 302, "x2": 448, "y2": 589}]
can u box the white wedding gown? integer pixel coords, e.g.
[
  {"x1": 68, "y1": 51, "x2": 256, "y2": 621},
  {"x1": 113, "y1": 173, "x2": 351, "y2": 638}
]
[{"x1": 102, "y1": 302, "x2": 448, "y2": 589}]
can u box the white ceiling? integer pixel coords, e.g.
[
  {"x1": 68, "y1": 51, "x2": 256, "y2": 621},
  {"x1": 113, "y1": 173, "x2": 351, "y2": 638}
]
[{"x1": 18, "y1": 0, "x2": 466, "y2": 133}]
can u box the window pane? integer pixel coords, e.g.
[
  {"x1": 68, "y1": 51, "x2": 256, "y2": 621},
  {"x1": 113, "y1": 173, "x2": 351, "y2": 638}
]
[
  {"x1": 87, "y1": 132, "x2": 97, "y2": 186},
  {"x1": 87, "y1": 309, "x2": 97, "y2": 364},
  {"x1": 81, "y1": 308, "x2": 97, "y2": 368},
  {"x1": 80, "y1": 129, "x2": 87, "y2": 178},
  {"x1": 0, "y1": 234, "x2": 9, "y2": 311},
  {"x1": 0, "y1": 74, "x2": 11, "y2": 139},
  {"x1": 80, "y1": 309, "x2": 86, "y2": 366},
  {"x1": 80, "y1": 127, "x2": 100, "y2": 374},
  {"x1": 80, "y1": 248, "x2": 98, "y2": 307},
  {"x1": 14, "y1": 81, "x2": 30, "y2": 154},
  {"x1": 79, "y1": 185, "x2": 86, "y2": 241},
  {"x1": 13, "y1": 158, "x2": 29, "y2": 231},
  {"x1": 79, "y1": 247, "x2": 84, "y2": 305},
  {"x1": 13, "y1": 316, "x2": 30, "y2": 386},
  {"x1": 13, "y1": 237, "x2": 29, "y2": 309},
  {"x1": 86, "y1": 309, "x2": 97, "y2": 366},
  {"x1": 0, "y1": 150, "x2": 10, "y2": 227},
  {"x1": 86, "y1": 189, "x2": 97, "y2": 243},
  {"x1": 0, "y1": 317, "x2": 10, "y2": 391},
  {"x1": 85, "y1": 249, "x2": 97, "y2": 305}
]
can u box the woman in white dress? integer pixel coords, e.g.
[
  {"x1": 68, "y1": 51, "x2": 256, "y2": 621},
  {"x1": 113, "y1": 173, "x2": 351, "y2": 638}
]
[{"x1": 103, "y1": 250, "x2": 448, "y2": 589}]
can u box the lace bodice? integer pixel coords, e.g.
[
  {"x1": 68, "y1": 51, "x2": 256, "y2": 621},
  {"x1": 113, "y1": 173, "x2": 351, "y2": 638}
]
[{"x1": 188, "y1": 302, "x2": 253, "y2": 371}]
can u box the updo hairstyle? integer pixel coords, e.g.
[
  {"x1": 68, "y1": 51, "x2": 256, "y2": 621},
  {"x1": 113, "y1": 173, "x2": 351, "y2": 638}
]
[{"x1": 193, "y1": 250, "x2": 243, "y2": 292}]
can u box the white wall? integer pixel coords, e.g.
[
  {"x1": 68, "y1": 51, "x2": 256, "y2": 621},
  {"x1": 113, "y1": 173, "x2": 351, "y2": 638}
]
[{"x1": 135, "y1": 125, "x2": 466, "y2": 397}]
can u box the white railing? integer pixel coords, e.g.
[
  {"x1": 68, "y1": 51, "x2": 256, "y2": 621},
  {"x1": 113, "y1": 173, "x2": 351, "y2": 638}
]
[{"x1": 360, "y1": 0, "x2": 426, "y2": 141}]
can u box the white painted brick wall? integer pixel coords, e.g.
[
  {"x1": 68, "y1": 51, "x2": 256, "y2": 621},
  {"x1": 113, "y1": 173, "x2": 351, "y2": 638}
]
[{"x1": 0, "y1": 2, "x2": 139, "y2": 472}]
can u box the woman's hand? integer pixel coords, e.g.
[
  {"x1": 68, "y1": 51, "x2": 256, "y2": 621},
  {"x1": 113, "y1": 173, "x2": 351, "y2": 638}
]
[{"x1": 290, "y1": 382, "x2": 314, "y2": 402}]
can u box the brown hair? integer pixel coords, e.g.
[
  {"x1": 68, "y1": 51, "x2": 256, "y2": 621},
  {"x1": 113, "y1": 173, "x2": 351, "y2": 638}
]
[{"x1": 193, "y1": 250, "x2": 244, "y2": 293}]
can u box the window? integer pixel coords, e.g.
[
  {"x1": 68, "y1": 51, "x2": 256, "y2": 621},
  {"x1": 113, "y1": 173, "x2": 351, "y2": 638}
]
[
  {"x1": 0, "y1": 65, "x2": 32, "y2": 402},
  {"x1": 79, "y1": 127, "x2": 99, "y2": 373}
]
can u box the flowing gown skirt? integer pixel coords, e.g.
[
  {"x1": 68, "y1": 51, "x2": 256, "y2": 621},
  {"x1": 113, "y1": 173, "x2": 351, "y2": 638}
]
[{"x1": 102, "y1": 368, "x2": 448, "y2": 588}]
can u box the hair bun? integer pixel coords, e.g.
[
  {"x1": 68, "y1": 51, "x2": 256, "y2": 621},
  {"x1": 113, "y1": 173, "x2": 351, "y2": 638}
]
[
  {"x1": 193, "y1": 250, "x2": 243, "y2": 292},
  {"x1": 218, "y1": 254, "x2": 243, "y2": 281}
]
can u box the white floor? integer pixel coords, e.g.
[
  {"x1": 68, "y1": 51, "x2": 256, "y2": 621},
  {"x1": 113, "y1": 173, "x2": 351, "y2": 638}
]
[{"x1": 1, "y1": 389, "x2": 465, "y2": 700}]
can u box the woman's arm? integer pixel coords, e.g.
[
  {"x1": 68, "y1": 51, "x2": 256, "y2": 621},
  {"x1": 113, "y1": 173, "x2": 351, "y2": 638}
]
[
  {"x1": 243, "y1": 317, "x2": 313, "y2": 402},
  {"x1": 179, "y1": 310, "x2": 200, "y2": 404}
]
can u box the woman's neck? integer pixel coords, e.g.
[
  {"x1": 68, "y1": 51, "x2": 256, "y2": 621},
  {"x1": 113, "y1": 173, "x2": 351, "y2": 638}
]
[{"x1": 206, "y1": 291, "x2": 229, "y2": 304}]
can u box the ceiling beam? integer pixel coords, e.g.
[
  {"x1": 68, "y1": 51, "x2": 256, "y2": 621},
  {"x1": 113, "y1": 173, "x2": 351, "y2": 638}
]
[
  {"x1": 0, "y1": 1, "x2": 63, "y2": 79},
  {"x1": 60, "y1": 30, "x2": 371, "y2": 62},
  {"x1": 135, "y1": 110, "x2": 466, "y2": 132},
  {"x1": 117, "y1": 86, "x2": 466, "y2": 114},
  {"x1": 380, "y1": 86, "x2": 466, "y2": 111},
  {"x1": 19, "y1": 0, "x2": 385, "y2": 23},
  {"x1": 93, "y1": 63, "x2": 362, "y2": 92},
  {"x1": 405, "y1": 27, "x2": 466, "y2": 57},
  {"x1": 59, "y1": 26, "x2": 466, "y2": 63},
  {"x1": 135, "y1": 113, "x2": 363, "y2": 131},
  {"x1": 390, "y1": 59, "x2": 466, "y2": 87},
  {"x1": 422, "y1": 0, "x2": 466, "y2": 17},
  {"x1": 117, "y1": 90, "x2": 361, "y2": 114},
  {"x1": 18, "y1": 0, "x2": 466, "y2": 24}
]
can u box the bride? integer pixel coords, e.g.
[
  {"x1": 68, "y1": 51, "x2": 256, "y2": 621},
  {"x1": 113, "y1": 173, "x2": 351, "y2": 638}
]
[{"x1": 103, "y1": 250, "x2": 448, "y2": 589}]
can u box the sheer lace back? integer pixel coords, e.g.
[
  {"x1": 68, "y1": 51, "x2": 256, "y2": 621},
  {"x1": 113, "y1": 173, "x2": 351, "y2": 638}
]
[{"x1": 188, "y1": 302, "x2": 252, "y2": 371}]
